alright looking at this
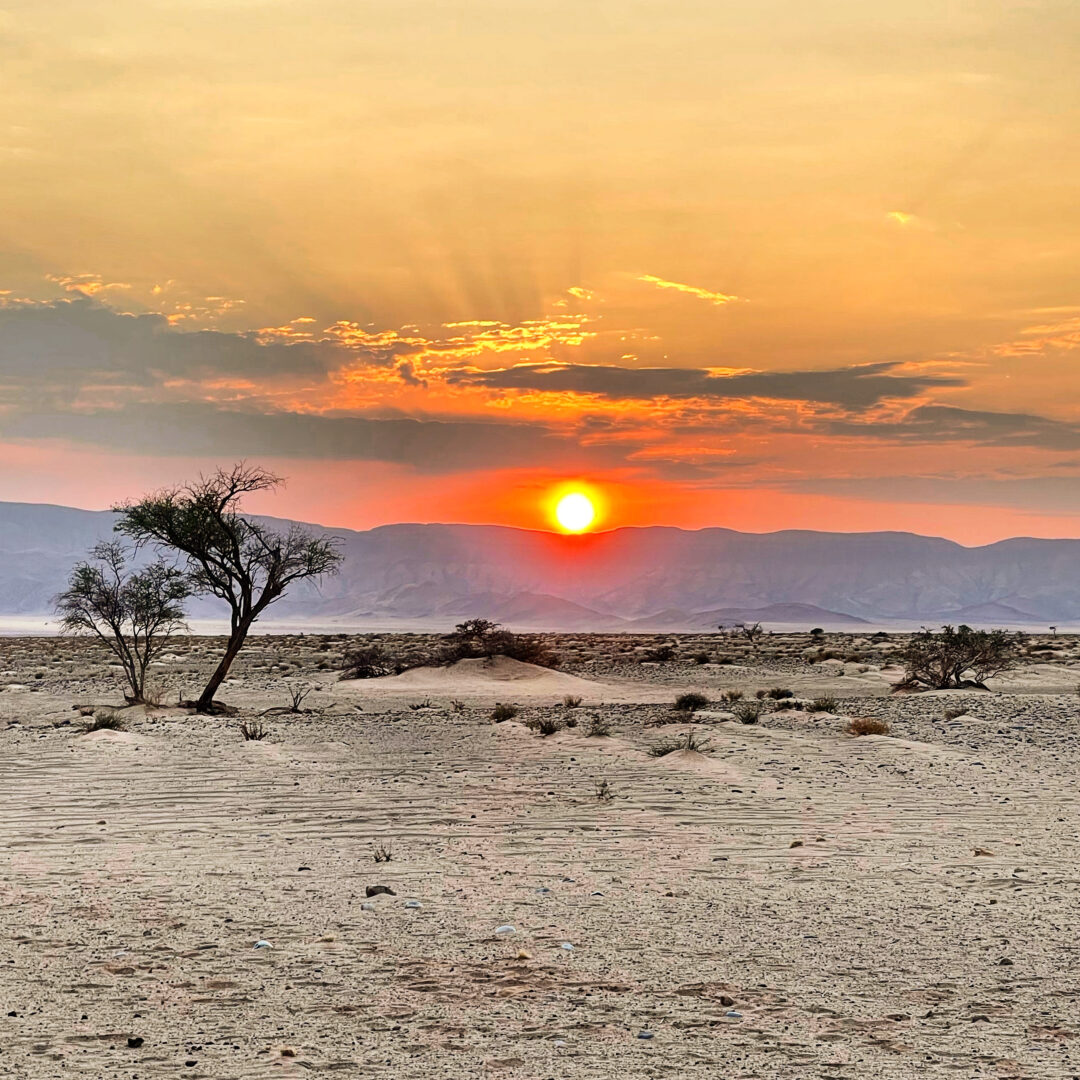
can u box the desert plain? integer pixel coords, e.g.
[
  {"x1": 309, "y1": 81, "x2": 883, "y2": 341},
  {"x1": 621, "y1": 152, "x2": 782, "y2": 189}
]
[{"x1": 3, "y1": 630, "x2": 1080, "y2": 1079}]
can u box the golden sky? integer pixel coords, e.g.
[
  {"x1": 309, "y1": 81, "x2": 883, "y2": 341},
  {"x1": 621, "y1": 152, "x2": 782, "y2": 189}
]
[{"x1": 2, "y1": 0, "x2": 1080, "y2": 540}]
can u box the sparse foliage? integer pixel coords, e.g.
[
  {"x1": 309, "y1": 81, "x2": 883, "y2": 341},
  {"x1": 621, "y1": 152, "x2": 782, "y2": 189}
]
[
  {"x1": 286, "y1": 683, "x2": 314, "y2": 712},
  {"x1": 595, "y1": 778, "x2": 614, "y2": 801},
  {"x1": 240, "y1": 719, "x2": 267, "y2": 741},
  {"x1": 491, "y1": 702, "x2": 519, "y2": 722},
  {"x1": 649, "y1": 729, "x2": 711, "y2": 757},
  {"x1": 563, "y1": 694, "x2": 583, "y2": 708},
  {"x1": 585, "y1": 713, "x2": 611, "y2": 737},
  {"x1": 846, "y1": 717, "x2": 890, "y2": 736},
  {"x1": 721, "y1": 688, "x2": 744, "y2": 703},
  {"x1": 896, "y1": 624, "x2": 1021, "y2": 691},
  {"x1": 56, "y1": 540, "x2": 190, "y2": 704},
  {"x1": 372, "y1": 843, "x2": 393, "y2": 863},
  {"x1": 674, "y1": 691, "x2": 709, "y2": 713},
  {"x1": 443, "y1": 619, "x2": 560, "y2": 668},
  {"x1": 83, "y1": 710, "x2": 126, "y2": 733},
  {"x1": 114, "y1": 464, "x2": 343, "y2": 712},
  {"x1": 339, "y1": 644, "x2": 395, "y2": 680},
  {"x1": 530, "y1": 715, "x2": 562, "y2": 736},
  {"x1": 808, "y1": 695, "x2": 838, "y2": 713},
  {"x1": 733, "y1": 700, "x2": 763, "y2": 724}
]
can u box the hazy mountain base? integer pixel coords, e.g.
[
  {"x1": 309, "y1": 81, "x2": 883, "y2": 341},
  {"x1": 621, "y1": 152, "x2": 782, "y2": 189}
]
[
  {"x1": 2, "y1": 631, "x2": 1080, "y2": 1077},
  {"x1": 6, "y1": 500, "x2": 1080, "y2": 625}
]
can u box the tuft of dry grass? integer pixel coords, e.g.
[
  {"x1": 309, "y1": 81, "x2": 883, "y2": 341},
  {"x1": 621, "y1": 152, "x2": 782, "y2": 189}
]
[
  {"x1": 372, "y1": 843, "x2": 393, "y2": 863},
  {"x1": 491, "y1": 702, "x2": 519, "y2": 722},
  {"x1": 528, "y1": 715, "x2": 562, "y2": 737},
  {"x1": 733, "y1": 701, "x2": 763, "y2": 725},
  {"x1": 239, "y1": 719, "x2": 267, "y2": 741},
  {"x1": 846, "y1": 717, "x2": 891, "y2": 737},
  {"x1": 674, "y1": 691, "x2": 709, "y2": 713},
  {"x1": 585, "y1": 714, "x2": 611, "y2": 737},
  {"x1": 562, "y1": 694, "x2": 583, "y2": 708},
  {"x1": 649, "y1": 729, "x2": 711, "y2": 757},
  {"x1": 83, "y1": 710, "x2": 126, "y2": 733}
]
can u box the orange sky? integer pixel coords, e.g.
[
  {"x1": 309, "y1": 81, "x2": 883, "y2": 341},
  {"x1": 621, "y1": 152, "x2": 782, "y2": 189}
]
[{"x1": 2, "y1": 1, "x2": 1080, "y2": 543}]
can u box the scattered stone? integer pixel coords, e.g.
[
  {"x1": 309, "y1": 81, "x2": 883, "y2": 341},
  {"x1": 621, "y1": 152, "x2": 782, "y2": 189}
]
[{"x1": 366, "y1": 885, "x2": 395, "y2": 897}]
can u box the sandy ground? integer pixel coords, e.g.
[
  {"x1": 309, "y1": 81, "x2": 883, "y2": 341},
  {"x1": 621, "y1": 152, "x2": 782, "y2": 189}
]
[{"x1": 3, "y1": 631, "x2": 1080, "y2": 1078}]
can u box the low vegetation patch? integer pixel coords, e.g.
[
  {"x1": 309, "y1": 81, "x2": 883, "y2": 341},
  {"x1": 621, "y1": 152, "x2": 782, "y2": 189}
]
[
  {"x1": 733, "y1": 701, "x2": 763, "y2": 725},
  {"x1": 674, "y1": 691, "x2": 709, "y2": 713},
  {"x1": 808, "y1": 695, "x2": 838, "y2": 713},
  {"x1": 585, "y1": 714, "x2": 611, "y2": 737},
  {"x1": 896, "y1": 624, "x2": 1021, "y2": 691},
  {"x1": 83, "y1": 710, "x2": 126, "y2": 733},
  {"x1": 491, "y1": 702, "x2": 519, "y2": 723},
  {"x1": 846, "y1": 717, "x2": 891, "y2": 736},
  {"x1": 721, "y1": 688, "x2": 743, "y2": 703},
  {"x1": 239, "y1": 719, "x2": 267, "y2": 741},
  {"x1": 528, "y1": 715, "x2": 562, "y2": 736},
  {"x1": 563, "y1": 694, "x2": 583, "y2": 708},
  {"x1": 649, "y1": 729, "x2": 711, "y2": 757}
]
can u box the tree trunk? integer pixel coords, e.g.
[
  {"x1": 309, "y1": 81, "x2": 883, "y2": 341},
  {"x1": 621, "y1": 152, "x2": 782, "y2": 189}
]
[{"x1": 196, "y1": 620, "x2": 252, "y2": 712}]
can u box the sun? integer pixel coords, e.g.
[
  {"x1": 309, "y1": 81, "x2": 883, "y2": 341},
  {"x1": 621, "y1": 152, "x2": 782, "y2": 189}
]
[{"x1": 554, "y1": 491, "x2": 596, "y2": 533}]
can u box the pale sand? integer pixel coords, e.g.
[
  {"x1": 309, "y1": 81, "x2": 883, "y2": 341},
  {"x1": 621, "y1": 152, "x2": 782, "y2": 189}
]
[{"x1": 2, "y1": 632, "x2": 1079, "y2": 1077}]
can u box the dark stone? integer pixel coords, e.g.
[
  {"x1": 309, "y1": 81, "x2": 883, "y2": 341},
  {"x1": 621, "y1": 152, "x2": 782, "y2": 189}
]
[{"x1": 366, "y1": 885, "x2": 396, "y2": 897}]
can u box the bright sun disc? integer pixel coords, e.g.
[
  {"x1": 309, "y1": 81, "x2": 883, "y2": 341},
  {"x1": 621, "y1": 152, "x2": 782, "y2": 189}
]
[{"x1": 555, "y1": 492, "x2": 596, "y2": 533}]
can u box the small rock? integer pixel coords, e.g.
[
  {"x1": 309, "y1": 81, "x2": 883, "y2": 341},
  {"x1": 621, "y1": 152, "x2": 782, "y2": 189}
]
[
  {"x1": 790, "y1": 840, "x2": 803, "y2": 848},
  {"x1": 126, "y1": 1036, "x2": 144, "y2": 1048},
  {"x1": 637, "y1": 1030, "x2": 654, "y2": 1039},
  {"x1": 404, "y1": 900, "x2": 422, "y2": 909},
  {"x1": 366, "y1": 885, "x2": 395, "y2": 898},
  {"x1": 998, "y1": 957, "x2": 1014, "y2": 966},
  {"x1": 494, "y1": 924, "x2": 516, "y2": 935},
  {"x1": 718, "y1": 995, "x2": 735, "y2": 1006},
  {"x1": 253, "y1": 940, "x2": 273, "y2": 949}
]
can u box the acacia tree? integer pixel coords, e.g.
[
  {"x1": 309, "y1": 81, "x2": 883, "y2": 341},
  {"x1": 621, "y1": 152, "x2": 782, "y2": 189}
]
[
  {"x1": 56, "y1": 541, "x2": 190, "y2": 703},
  {"x1": 897, "y1": 624, "x2": 1022, "y2": 691},
  {"x1": 114, "y1": 464, "x2": 342, "y2": 713}
]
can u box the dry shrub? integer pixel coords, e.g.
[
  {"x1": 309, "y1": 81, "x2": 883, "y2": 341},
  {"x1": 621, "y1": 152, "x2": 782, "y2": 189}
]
[
  {"x1": 649, "y1": 729, "x2": 710, "y2": 757},
  {"x1": 491, "y1": 702, "x2": 519, "y2": 722},
  {"x1": 846, "y1": 717, "x2": 890, "y2": 737},
  {"x1": 83, "y1": 710, "x2": 126, "y2": 733},
  {"x1": 239, "y1": 719, "x2": 267, "y2": 741},
  {"x1": 674, "y1": 691, "x2": 709, "y2": 713},
  {"x1": 585, "y1": 714, "x2": 611, "y2": 737}
]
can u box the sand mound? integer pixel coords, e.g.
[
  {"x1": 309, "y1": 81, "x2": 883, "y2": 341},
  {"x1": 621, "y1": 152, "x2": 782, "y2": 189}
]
[{"x1": 337, "y1": 655, "x2": 609, "y2": 700}]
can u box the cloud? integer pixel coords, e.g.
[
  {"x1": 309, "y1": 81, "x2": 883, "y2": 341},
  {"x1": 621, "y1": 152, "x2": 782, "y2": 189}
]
[
  {"x1": 0, "y1": 298, "x2": 348, "y2": 387},
  {"x1": 637, "y1": 274, "x2": 739, "y2": 306},
  {"x1": 448, "y1": 361, "x2": 965, "y2": 408},
  {"x1": 0, "y1": 402, "x2": 622, "y2": 473},
  {"x1": 822, "y1": 404, "x2": 1080, "y2": 451}
]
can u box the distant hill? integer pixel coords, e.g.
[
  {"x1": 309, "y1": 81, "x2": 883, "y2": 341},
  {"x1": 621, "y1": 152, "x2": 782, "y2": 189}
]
[{"x1": 1, "y1": 501, "x2": 1079, "y2": 628}]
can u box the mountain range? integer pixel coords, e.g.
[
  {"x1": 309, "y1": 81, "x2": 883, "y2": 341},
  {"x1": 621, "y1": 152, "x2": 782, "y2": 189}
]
[{"x1": 1, "y1": 500, "x2": 1077, "y2": 629}]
